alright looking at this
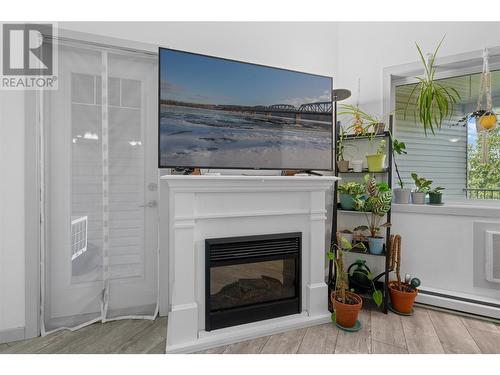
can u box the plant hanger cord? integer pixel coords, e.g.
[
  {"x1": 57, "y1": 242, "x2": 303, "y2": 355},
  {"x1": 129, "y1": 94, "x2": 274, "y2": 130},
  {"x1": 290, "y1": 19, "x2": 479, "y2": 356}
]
[{"x1": 476, "y1": 48, "x2": 496, "y2": 163}]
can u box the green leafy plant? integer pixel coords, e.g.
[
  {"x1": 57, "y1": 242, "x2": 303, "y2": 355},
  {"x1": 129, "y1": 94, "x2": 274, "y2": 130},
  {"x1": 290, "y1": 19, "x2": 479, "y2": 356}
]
[
  {"x1": 392, "y1": 138, "x2": 407, "y2": 188},
  {"x1": 354, "y1": 175, "x2": 393, "y2": 237},
  {"x1": 411, "y1": 172, "x2": 432, "y2": 193},
  {"x1": 349, "y1": 266, "x2": 383, "y2": 307},
  {"x1": 404, "y1": 36, "x2": 460, "y2": 136},
  {"x1": 337, "y1": 126, "x2": 354, "y2": 161},
  {"x1": 430, "y1": 186, "x2": 444, "y2": 194},
  {"x1": 376, "y1": 139, "x2": 386, "y2": 155},
  {"x1": 338, "y1": 104, "x2": 384, "y2": 139},
  {"x1": 338, "y1": 181, "x2": 365, "y2": 196},
  {"x1": 327, "y1": 235, "x2": 382, "y2": 308}
]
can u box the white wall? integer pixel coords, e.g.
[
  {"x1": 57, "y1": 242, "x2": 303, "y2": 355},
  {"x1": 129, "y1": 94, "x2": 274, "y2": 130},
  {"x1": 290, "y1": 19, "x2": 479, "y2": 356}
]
[
  {"x1": 0, "y1": 90, "x2": 25, "y2": 332},
  {"x1": 60, "y1": 22, "x2": 338, "y2": 77},
  {"x1": 336, "y1": 22, "x2": 500, "y2": 114}
]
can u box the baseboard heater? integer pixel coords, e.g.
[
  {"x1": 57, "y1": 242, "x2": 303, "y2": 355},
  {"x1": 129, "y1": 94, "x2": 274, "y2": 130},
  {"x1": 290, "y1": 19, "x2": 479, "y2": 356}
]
[{"x1": 417, "y1": 288, "x2": 500, "y2": 319}]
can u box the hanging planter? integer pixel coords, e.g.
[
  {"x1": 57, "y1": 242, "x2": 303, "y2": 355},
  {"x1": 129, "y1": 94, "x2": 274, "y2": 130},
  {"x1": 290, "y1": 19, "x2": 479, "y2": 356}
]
[
  {"x1": 404, "y1": 36, "x2": 461, "y2": 136},
  {"x1": 472, "y1": 49, "x2": 498, "y2": 162}
]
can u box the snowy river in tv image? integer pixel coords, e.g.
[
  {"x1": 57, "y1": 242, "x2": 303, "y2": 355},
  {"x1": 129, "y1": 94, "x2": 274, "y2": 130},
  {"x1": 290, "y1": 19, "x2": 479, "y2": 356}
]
[{"x1": 159, "y1": 105, "x2": 332, "y2": 169}]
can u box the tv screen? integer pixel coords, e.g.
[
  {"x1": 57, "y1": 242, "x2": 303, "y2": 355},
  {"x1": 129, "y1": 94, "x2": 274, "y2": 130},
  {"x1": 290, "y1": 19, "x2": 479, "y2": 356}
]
[{"x1": 159, "y1": 48, "x2": 333, "y2": 170}]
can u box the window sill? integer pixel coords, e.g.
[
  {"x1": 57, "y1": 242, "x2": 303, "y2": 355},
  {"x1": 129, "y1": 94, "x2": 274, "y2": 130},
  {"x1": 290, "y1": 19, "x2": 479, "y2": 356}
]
[{"x1": 392, "y1": 201, "x2": 500, "y2": 218}]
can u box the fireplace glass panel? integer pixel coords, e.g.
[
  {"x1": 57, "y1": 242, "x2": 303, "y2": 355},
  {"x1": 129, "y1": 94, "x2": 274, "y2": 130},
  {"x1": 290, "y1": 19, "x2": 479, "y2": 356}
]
[{"x1": 210, "y1": 258, "x2": 297, "y2": 311}]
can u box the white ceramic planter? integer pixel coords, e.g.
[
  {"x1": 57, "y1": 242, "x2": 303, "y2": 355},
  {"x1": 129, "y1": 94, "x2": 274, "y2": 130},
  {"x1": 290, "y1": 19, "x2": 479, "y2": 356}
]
[
  {"x1": 394, "y1": 188, "x2": 412, "y2": 204},
  {"x1": 351, "y1": 160, "x2": 363, "y2": 172},
  {"x1": 411, "y1": 191, "x2": 426, "y2": 204}
]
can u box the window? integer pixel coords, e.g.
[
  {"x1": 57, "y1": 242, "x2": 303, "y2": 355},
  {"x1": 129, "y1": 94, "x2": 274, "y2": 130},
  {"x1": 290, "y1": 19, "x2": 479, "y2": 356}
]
[{"x1": 395, "y1": 70, "x2": 500, "y2": 199}]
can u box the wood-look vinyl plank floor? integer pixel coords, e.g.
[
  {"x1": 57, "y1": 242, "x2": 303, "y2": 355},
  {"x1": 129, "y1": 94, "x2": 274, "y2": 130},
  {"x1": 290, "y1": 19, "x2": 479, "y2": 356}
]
[{"x1": 2, "y1": 307, "x2": 499, "y2": 354}]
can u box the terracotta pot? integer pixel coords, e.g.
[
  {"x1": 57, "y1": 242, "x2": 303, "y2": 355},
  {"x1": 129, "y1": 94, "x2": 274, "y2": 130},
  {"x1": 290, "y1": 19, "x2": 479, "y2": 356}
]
[
  {"x1": 388, "y1": 281, "x2": 418, "y2": 314},
  {"x1": 331, "y1": 291, "x2": 362, "y2": 328}
]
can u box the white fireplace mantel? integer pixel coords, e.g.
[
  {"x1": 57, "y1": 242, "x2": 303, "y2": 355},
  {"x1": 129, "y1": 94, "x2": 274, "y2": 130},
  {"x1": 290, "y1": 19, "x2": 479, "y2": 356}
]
[{"x1": 159, "y1": 175, "x2": 339, "y2": 353}]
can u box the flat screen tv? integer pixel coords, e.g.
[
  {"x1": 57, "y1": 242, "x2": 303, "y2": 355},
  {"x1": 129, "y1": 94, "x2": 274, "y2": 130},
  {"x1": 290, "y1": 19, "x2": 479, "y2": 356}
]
[{"x1": 158, "y1": 47, "x2": 333, "y2": 170}]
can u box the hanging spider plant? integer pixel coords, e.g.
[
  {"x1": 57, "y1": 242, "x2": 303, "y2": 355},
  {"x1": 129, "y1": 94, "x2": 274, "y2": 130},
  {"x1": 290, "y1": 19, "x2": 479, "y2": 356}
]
[{"x1": 404, "y1": 36, "x2": 460, "y2": 136}]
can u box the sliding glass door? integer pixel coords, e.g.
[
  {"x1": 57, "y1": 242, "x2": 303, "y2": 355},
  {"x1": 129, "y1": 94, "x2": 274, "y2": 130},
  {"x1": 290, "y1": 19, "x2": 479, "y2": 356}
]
[{"x1": 42, "y1": 41, "x2": 158, "y2": 332}]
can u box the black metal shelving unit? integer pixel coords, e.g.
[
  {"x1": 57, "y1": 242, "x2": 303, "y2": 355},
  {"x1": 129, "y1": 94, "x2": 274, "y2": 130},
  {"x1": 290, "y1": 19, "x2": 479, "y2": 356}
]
[{"x1": 328, "y1": 115, "x2": 394, "y2": 314}]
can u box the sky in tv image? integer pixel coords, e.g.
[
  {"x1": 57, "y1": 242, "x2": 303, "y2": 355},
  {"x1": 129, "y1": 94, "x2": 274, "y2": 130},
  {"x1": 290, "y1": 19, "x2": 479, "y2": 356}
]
[{"x1": 159, "y1": 48, "x2": 333, "y2": 170}]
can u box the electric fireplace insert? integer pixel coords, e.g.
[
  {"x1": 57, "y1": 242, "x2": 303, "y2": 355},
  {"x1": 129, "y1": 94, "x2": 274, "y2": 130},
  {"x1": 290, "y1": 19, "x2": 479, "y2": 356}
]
[{"x1": 205, "y1": 233, "x2": 301, "y2": 331}]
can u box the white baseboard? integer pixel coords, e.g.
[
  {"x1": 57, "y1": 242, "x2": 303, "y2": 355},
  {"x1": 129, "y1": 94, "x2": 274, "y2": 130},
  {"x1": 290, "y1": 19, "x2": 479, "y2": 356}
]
[
  {"x1": 0, "y1": 326, "x2": 25, "y2": 344},
  {"x1": 166, "y1": 312, "x2": 331, "y2": 354}
]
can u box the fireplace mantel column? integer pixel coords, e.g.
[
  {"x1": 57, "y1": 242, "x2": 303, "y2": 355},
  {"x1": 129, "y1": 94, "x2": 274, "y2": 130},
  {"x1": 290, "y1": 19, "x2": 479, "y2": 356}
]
[
  {"x1": 166, "y1": 191, "x2": 198, "y2": 346},
  {"x1": 306, "y1": 190, "x2": 329, "y2": 316}
]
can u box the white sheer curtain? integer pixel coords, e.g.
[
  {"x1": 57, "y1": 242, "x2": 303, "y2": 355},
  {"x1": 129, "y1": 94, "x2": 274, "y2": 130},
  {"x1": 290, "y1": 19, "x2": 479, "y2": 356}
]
[{"x1": 41, "y1": 40, "x2": 158, "y2": 333}]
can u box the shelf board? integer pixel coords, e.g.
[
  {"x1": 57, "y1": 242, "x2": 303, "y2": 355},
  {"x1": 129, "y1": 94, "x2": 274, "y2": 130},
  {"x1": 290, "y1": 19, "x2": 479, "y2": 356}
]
[
  {"x1": 342, "y1": 131, "x2": 391, "y2": 141},
  {"x1": 347, "y1": 247, "x2": 386, "y2": 257},
  {"x1": 338, "y1": 169, "x2": 389, "y2": 174}
]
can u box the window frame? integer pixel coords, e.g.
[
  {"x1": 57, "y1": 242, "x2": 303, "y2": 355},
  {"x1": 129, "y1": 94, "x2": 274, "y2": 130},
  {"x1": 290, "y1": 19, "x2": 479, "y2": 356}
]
[{"x1": 383, "y1": 46, "x2": 500, "y2": 200}]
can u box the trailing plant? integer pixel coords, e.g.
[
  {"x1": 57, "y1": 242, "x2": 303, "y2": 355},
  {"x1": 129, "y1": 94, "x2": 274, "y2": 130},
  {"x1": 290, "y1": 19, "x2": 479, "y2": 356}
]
[
  {"x1": 336, "y1": 126, "x2": 354, "y2": 161},
  {"x1": 338, "y1": 104, "x2": 384, "y2": 139},
  {"x1": 392, "y1": 138, "x2": 407, "y2": 189},
  {"x1": 375, "y1": 139, "x2": 386, "y2": 155},
  {"x1": 411, "y1": 172, "x2": 432, "y2": 193},
  {"x1": 327, "y1": 235, "x2": 382, "y2": 308},
  {"x1": 353, "y1": 175, "x2": 393, "y2": 237},
  {"x1": 404, "y1": 36, "x2": 460, "y2": 136},
  {"x1": 338, "y1": 181, "x2": 365, "y2": 196}
]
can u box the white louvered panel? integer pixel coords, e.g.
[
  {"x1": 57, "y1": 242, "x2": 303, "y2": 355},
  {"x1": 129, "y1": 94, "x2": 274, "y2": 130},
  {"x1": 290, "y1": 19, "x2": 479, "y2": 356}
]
[
  {"x1": 485, "y1": 230, "x2": 500, "y2": 283},
  {"x1": 395, "y1": 85, "x2": 467, "y2": 197}
]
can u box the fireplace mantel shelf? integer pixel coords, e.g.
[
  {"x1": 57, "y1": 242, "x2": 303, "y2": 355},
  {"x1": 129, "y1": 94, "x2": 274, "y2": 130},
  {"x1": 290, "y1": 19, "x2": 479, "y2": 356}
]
[{"x1": 160, "y1": 174, "x2": 339, "y2": 353}]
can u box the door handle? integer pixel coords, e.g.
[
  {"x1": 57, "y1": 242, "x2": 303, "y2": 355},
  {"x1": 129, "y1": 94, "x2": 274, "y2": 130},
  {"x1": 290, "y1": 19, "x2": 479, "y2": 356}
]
[{"x1": 139, "y1": 200, "x2": 158, "y2": 208}]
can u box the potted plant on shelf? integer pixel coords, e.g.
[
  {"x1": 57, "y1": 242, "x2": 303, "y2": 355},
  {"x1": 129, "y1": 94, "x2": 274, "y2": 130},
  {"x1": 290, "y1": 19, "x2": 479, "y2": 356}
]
[
  {"x1": 410, "y1": 172, "x2": 431, "y2": 204},
  {"x1": 353, "y1": 175, "x2": 393, "y2": 255},
  {"x1": 428, "y1": 185, "x2": 444, "y2": 205},
  {"x1": 337, "y1": 127, "x2": 350, "y2": 172},
  {"x1": 404, "y1": 36, "x2": 460, "y2": 136},
  {"x1": 392, "y1": 138, "x2": 411, "y2": 204},
  {"x1": 366, "y1": 139, "x2": 386, "y2": 172},
  {"x1": 338, "y1": 104, "x2": 386, "y2": 138},
  {"x1": 347, "y1": 259, "x2": 384, "y2": 306},
  {"x1": 388, "y1": 234, "x2": 421, "y2": 314},
  {"x1": 339, "y1": 229, "x2": 354, "y2": 248},
  {"x1": 338, "y1": 181, "x2": 365, "y2": 210}
]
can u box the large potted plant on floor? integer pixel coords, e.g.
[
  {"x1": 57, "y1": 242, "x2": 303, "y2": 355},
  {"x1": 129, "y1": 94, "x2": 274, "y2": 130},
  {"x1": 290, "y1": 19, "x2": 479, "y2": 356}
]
[
  {"x1": 392, "y1": 138, "x2": 411, "y2": 204},
  {"x1": 388, "y1": 234, "x2": 421, "y2": 314},
  {"x1": 354, "y1": 175, "x2": 393, "y2": 255},
  {"x1": 338, "y1": 181, "x2": 365, "y2": 210},
  {"x1": 327, "y1": 235, "x2": 364, "y2": 329},
  {"x1": 328, "y1": 235, "x2": 383, "y2": 329},
  {"x1": 410, "y1": 172, "x2": 431, "y2": 204}
]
